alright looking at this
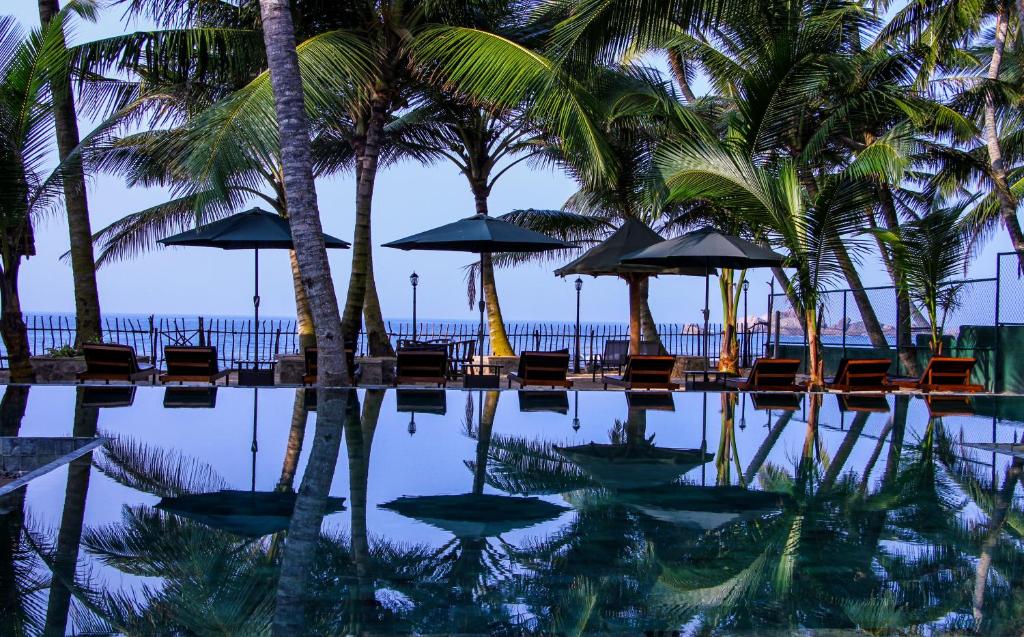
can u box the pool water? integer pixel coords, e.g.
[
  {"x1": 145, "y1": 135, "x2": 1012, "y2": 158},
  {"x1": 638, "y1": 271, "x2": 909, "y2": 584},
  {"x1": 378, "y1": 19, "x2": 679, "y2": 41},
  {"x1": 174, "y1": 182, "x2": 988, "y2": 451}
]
[{"x1": 2, "y1": 385, "x2": 1024, "y2": 634}]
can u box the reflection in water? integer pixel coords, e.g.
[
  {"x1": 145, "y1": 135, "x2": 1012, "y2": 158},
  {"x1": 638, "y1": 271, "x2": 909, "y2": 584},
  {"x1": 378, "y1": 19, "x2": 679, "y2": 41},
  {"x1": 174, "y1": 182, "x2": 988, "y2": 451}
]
[{"x1": 2, "y1": 387, "x2": 1024, "y2": 633}]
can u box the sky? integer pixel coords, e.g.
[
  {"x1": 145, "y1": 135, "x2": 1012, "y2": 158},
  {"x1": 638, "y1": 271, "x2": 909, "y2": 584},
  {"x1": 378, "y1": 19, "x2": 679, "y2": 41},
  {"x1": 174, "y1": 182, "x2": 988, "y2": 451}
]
[{"x1": 9, "y1": 1, "x2": 1016, "y2": 326}]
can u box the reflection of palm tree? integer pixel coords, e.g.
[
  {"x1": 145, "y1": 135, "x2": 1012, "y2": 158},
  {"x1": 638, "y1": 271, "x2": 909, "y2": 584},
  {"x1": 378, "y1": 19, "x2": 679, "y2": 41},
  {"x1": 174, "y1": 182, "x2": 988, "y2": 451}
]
[
  {"x1": 276, "y1": 389, "x2": 312, "y2": 492},
  {"x1": 43, "y1": 388, "x2": 99, "y2": 635}
]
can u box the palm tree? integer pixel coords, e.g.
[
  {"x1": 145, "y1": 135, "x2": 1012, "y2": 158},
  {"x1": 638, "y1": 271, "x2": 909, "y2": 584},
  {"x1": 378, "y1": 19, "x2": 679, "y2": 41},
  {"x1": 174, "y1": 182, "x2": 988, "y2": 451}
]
[
  {"x1": 873, "y1": 205, "x2": 971, "y2": 355},
  {"x1": 37, "y1": 0, "x2": 102, "y2": 348},
  {"x1": 0, "y1": 11, "x2": 88, "y2": 381}
]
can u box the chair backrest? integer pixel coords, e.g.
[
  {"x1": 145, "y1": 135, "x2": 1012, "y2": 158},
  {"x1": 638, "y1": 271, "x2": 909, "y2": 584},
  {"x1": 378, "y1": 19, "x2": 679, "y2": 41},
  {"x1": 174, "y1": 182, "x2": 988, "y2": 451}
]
[
  {"x1": 638, "y1": 341, "x2": 662, "y2": 355},
  {"x1": 304, "y1": 343, "x2": 356, "y2": 377},
  {"x1": 838, "y1": 358, "x2": 891, "y2": 388},
  {"x1": 83, "y1": 343, "x2": 141, "y2": 376},
  {"x1": 747, "y1": 358, "x2": 800, "y2": 388},
  {"x1": 516, "y1": 350, "x2": 570, "y2": 382},
  {"x1": 448, "y1": 340, "x2": 476, "y2": 364},
  {"x1": 622, "y1": 355, "x2": 676, "y2": 383},
  {"x1": 602, "y1": 340, "x2": 630, "y2": 367},
  {"x1": 397, "y1": 346, "x2": 448, "y2": 380},
  {"x1": 164, "y1": 346, "x2": 219, "y2": 376},
  {"x1": 921, "y1": 357, "x2": 976, "y2": 388}
]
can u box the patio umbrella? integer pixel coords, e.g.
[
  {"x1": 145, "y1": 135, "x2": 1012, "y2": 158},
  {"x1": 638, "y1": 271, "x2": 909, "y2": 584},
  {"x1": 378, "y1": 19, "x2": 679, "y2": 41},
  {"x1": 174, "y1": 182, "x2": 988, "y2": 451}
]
[
  {"x1": 615, "y1": 484, "x2": 789, "y2": 531},
  {"x1": 622, "y1": 227, "x2": 785, "y2": 380},
  {"x1": 157, "y1": 490, "x2": 346, "y2": 537},
  {"x1": 159, "y1": 207, "x2": 350, "y2": 372},
  {"x1": 383, "y1": 214, "x2": 573, "y2": 362}
]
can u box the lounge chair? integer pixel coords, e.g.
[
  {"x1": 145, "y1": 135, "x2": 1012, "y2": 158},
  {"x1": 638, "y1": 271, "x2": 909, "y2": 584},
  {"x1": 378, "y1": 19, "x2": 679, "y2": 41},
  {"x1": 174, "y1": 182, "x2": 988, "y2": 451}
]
[
  {"x1": 81, "y1": 386, "x2": 137, "y2": 408},
  {"x1": 446, "y1": 339, "x2": 476, "y2": 379},
  {"x1": 77, "y1": 344, "x2": 157, "y2": 384},
  {"x1": 590, "y1": 339, "x2": 660, "y2": 380},
  {"x1": 825, "y1": 358, "x2": 893, "y2": 392},
  {"x1": 836, "y1": 393, "x2": 890, "y2": 413},
  {"x1": 301, "y1": 343, "x2": 357, "y2": 386},
  {"x1": 507, "y1": 350, "x2": 573, "y2": 389},
  {"x1": 163, "y1": 387, "x2": 218, "y2": 409},
  {"x1": 727, "y1": 358, "x2": 803, "y2": 392},
  {"x1": 517, "y1": 390, "x2": 570, "y2": 414},
  {"x1": 750, "y1": 392, "x2": 802, "y2": 411},
  {"x1": 159, "y1": 346, "x2": 230, "y2": 385},
  {"x1": 625, "y1": 391, "x2": 676, "y2": 411},
  {"x1": 925, "y1": 395, "x2": 975, "y2": 417},
  {"x1": 891, "y1": 357, "x2": 984, "y2": 393},
  {"x1": 395, "y1": 344, "x2": 448, "y2": 387},
  {"x1": 602, "y1": 355, "x2": 678, "y2": 390}
]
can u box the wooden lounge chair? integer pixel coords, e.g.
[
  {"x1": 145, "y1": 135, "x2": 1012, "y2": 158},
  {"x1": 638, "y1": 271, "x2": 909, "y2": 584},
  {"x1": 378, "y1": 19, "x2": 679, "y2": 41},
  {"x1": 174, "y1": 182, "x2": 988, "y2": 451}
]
[
  {"x1": 160, "y1": 346, "x2": 230, "y2": 385},
  {"x1": 395, "y1": 344, "x2": 448, "y2": 387},
  {"x1": 836, "y1": 393, "x2": 890, "y2": 413},
  {"x1": 825, "y1": 358, "x2": 893, "y2": 392},
  {"x1": 727, "y1": 358, "x2": 803, "y2": 392},
  {"x1": 750, "y1": 392, "x2": 802, "y2": 411},
  {"x1": 590, "y1": 339, "x2": 660, "y2": 380},
  {"x1": 507, "y1": 350, "x2": 573, "y2": 389},
  {"x1": 925, "y1": 395, "x2": 975, "y2": 417},
  {"x1": 301, "y1": 343, "x2": 357, "y2": 386},
  {"x1": 602, "y1": 355, "x2": 678, "y2": 390},
  {"x1": 891, "y1": 357, "x2": 984, "y2": 393},
  {"x1": 77, "y1": 344, "x2": 157, "y2": 384}
]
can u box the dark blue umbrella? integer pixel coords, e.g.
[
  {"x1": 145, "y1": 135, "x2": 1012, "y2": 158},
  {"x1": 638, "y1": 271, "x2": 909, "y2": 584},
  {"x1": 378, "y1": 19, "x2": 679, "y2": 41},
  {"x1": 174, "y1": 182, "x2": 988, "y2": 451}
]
[{"x1": 159, "y1": 207, "x2": 349, "y2": 371}]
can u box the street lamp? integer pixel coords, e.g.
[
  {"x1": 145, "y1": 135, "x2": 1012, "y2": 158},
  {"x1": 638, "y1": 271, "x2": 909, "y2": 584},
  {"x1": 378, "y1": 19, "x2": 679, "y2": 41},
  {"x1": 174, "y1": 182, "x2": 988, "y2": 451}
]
[
  {"x1": 572, "y1": 390, "x2": 581, "y2": 431},
  {"x1": 742, "y1": 279, "x2": 750, "y2": 367},
  {"x1": 410, "y1": 271, "x2": 419, "y2": 342},
  {"x1": 574, "y1": 277, "x2": 583, "y2": 373},
  {"x1": 408, "y1": 412, "x2": 417, "y2": 436}
]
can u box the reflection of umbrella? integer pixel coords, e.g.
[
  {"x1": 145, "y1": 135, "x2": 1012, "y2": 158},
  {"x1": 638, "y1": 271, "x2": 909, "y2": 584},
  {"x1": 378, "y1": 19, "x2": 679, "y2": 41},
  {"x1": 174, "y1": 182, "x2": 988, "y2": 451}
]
[
  {"x1": 623, "y1": 227, "x2": 785, "y2": 380},
  {"x1": 157, "y1": 490, "x2": 346, "y2": 537},
  {"x1": 616, "y1": 484, "x2": 788, "y2": 531},
  {"x1": 555, "y1": 442, "x2": 713, "y2": 490},
  {"x1": 383, "y1": 214, "x2": 572, "y2": 363},
  {"x1": 159, "y1": 208, "x2": 350, "y2": 378},
  {"x1": 163, "y1": 387, "x2": 217, "y2": 408},
  {"x1": 81, "y1": 386, "x2": 136, "y2": 408},
  {"x1": 379, "y1": 493, "x2": 566, "y2": 538},
  {"x1": 517, "y1": 390, "x2": 570, "y2": 414}
]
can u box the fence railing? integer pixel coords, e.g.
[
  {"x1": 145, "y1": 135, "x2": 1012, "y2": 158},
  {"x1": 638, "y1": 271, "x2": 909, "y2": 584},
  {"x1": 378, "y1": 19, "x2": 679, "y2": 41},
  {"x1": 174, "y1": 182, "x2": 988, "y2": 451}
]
[{"x1": 20, "y1": 314, "x2": 771, "y2": 369}]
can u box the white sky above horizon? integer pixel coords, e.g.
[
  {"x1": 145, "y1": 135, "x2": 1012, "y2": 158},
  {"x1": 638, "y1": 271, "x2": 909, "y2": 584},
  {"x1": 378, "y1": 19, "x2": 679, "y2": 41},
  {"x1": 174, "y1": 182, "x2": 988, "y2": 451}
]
[{"x1": 9, "y1": 1, "x2": 1015, "y2": 327}]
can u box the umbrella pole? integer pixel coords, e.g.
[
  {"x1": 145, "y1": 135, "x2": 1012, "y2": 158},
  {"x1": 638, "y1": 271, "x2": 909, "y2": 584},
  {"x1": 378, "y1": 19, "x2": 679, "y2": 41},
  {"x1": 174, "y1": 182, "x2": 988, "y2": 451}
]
[
  {"x1": 251, "y1": 387, "x2": 259, "y2": 492},
  {"x1": 703, "y1": 265, "x2": 710, "y2": 382},
  {"x1": 253, "y1": 248, "x2": 260, "y2": 369},
  {"x1": 478, "y1": 253, "x2": 485, "y2": 371}
]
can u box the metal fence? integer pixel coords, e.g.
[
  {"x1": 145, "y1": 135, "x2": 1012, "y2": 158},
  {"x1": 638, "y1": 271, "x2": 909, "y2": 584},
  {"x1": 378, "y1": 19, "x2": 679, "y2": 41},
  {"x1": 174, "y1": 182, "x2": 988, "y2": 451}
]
[{"x1": 20, "y1": 314, "x2": 771, "y2": 369}]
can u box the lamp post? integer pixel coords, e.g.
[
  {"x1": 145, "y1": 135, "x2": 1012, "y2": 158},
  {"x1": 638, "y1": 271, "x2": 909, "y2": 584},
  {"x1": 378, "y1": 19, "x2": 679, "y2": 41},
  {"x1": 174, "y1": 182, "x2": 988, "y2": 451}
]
[
  {"x1": 574, "y1": 277, "x2": 583, "y2": 373},
  {"x1": 410, "y1": 271, "x2": 419, "y2": 342},
  {"x1": 408, "y1": 413, "x2": 416, "y2": 436},
  {"x1": 572, "y1": 390, "x2": 580, "y2": 431},
  {"x1": 742, "y1": 279, "x2": 750, "y2": 367}
]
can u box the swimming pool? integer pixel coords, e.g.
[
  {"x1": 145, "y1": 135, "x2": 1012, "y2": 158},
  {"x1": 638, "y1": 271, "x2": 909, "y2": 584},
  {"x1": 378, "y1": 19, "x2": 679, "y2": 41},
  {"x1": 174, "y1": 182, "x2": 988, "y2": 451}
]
[{"x1": 3, "y1": 385, "x2": 1023, "y2": 634}]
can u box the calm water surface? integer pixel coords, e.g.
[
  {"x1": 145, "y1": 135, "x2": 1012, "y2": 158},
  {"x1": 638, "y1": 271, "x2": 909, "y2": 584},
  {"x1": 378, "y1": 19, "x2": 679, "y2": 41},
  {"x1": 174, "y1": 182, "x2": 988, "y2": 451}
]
[{"x1": 3, "y1": 385, "x2": 1023, "y2": 634}]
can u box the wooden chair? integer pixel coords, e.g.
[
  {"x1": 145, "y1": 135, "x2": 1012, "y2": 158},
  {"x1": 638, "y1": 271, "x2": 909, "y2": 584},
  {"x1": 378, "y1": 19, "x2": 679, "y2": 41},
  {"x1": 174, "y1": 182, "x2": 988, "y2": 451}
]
[
  {"x1": 447, "y1": 339, "x2": 476, "y2": 379},
  {"x1": 395, "y1": 345, "x2": 448, "y2": 387},
  {"x1": 602, "y1": 355, "x2": 678, "y2": 390},
  {"x1": 507, "y1": 350, "x2": 573, "y2": 388},
  {"x1": 160, "y1": 346, "x2": 230, "y2": 385},
  {"x1": 590, "y1": 339, "x2": 660, "y2": 380},
  {"x1": 836, "y1": 394, "x2": 890, "y2": 413},
  {"x1": 892, "y1": 357, "x2": 984, "y2": 393},
  {"x1": 750, "y1": 392, "x2": 802, "y2": 411},
  {"x1": 301, "y1": 343, "x2": 357, "y2": 386},
  {"x1": 77, "y1": 344, "x2": 157, "y2": 384},
  {"x1": 825, "y1": 358, "x2": 893, "y2": 392},
  {"x1": 517, "y1": 390, "x2": 570, "y2": 414},
  {"x1": 727, "y1": 358, "x2": 803, "y2": 392}
]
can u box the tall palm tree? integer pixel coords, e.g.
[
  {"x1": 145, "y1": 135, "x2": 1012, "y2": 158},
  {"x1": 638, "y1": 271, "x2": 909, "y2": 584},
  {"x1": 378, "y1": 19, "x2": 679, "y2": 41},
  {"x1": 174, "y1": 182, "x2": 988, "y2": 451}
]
[{"x1": 37, "y1": 0, "x2": 102, "y2": 347}]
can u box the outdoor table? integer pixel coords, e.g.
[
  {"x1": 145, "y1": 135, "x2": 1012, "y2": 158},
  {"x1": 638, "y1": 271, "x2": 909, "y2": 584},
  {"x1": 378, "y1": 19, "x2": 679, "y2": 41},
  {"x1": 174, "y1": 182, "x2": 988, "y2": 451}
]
[
  {"x1": 235, "y1": 359, "x2": 277, "y2": 387},
  {"x1": 460, "y1": 362, "x2": 503, "y2": 389}
]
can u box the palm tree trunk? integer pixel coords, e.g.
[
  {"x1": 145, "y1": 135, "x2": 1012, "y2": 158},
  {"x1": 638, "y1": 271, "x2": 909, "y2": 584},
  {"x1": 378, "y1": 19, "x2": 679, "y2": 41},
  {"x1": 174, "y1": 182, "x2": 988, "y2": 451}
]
[
  {"x1": 37, "y1": 0, "x2": 102, "y2": 348},
  {"x1": 362, "y1": 247, "x2": 395, "y2": 356},
  {"x1": 638, "y1": 277, "x2": 665, "y2": 352},
  {"x1": 718, "y1": 269, "x2": 739, "y2": 374},
  {"x1": 626, "y1": 274, "x2": 642, "y2": 354},
  {"x1": 258, "y1": 0, "x2": 347, "y2": 385},
  {"x1": 43, "y1": 388, "x2": 99, "y2": 636},
  {"x1": 342, "y1": 96, "x2": 388, "y2": 351},
  {"x1": 289, "y1": 250, "x2": 315, "y2": 351},
  {"x1": 772, "y1": 266, "x2": 807, "y2": 333},
  {"x1": 834, "y1": 241, "x2": 888, "y2": 348},
  {"x1": 716, "y1": 393, "x2": 736, "y2": 485},
  {"x1": 0, "y1": 260, "x2": 34, "y2": 383},
  {"x1": 972, "y1": 458, "x2": 1023, "y2": 627},
  {"x1": 806, "y1": 307, "x2": 823, "y2": 388},
  {"x1": 472, "y1": 188, "x2": 514, "y2": 356},
  {"x1": 473, "y1": 391, "x2": 500, "y2": 494},
  {"x1": 875, "y1": 185, "x2": 920, "y2": 375},
  {"x1": 984, "y1": 2, "x2": 1024, "y2": 268},
  {"x1": 277, "y1": 389, "x2": 310, "y2": 491},
  {"x1": 346, "y1": 388, "x2": 384, "y2": 627},
  {"x1": 743, "y1": 408, "x2": 794, "y2": 485},
  {"x1": 666, "y1": 49, "x2": 698, "y2": 103},
  {"x1": 819, "y1": 411, "x2": 870, "y2": 493}
]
